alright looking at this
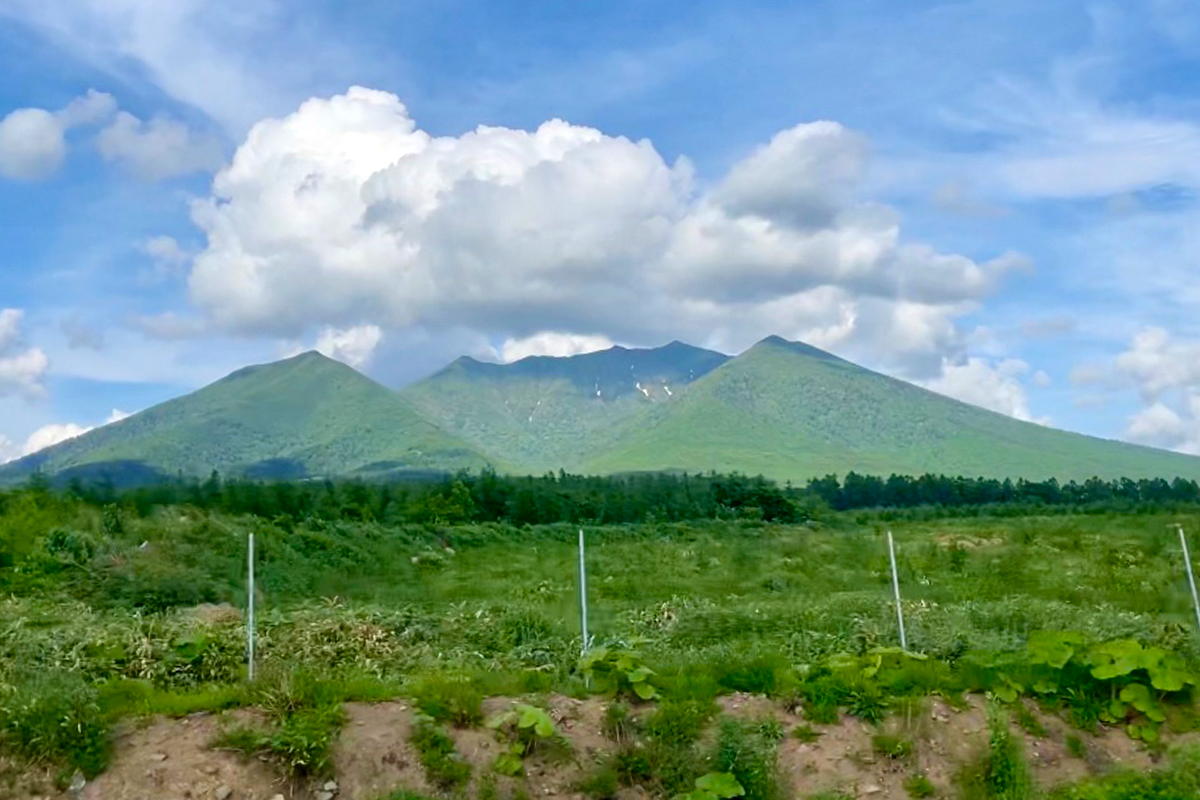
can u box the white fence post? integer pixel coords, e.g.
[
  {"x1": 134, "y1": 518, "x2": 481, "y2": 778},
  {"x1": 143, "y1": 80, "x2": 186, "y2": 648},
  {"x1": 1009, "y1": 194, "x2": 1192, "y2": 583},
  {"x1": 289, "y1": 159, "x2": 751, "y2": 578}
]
[
  {"x1": 1176, "y1": 524, "x2": 1200, "y2": 636},
  {"x1": 247, "y1": 531, "x2": 256, "y2": 682},
  {"x1": 579, "y1": 528, "x2": 590, "y2": 655},
  {"x1": 887, "y1": 530, "x2": 908, "y2": 651}
]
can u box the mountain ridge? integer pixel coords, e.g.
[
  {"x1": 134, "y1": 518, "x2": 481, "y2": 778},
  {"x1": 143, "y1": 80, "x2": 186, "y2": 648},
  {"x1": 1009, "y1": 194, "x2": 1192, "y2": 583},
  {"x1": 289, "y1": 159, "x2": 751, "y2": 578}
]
[{"x1": 4, "y1": 336, "x2": 1200, "y2": 486}]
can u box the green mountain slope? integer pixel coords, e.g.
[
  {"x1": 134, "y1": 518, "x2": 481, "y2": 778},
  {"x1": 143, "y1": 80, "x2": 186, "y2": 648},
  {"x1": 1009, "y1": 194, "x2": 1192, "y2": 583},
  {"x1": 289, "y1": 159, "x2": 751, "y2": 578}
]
[
  {"x1": 1, "y1": 351, "x2": 492, "y2": 483},
  {"x1": 5, "y1": 336, "x2": 1200, "y2": 487},
  {"x1": 400, "y1": 341, "x2": 728, "y2": 473},
  {"x1": 580, "y1": 336, "x2": 1200, "y2": 482}
]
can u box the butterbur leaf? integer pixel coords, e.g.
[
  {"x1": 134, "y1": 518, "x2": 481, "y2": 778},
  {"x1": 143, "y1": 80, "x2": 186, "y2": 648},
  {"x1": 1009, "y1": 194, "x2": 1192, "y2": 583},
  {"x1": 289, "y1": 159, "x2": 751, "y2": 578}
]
[
  {"x1": 1026, "y1": 631, "x2": 1082, "y2": 669},
  {"x1": 626, "y1": 667, "x2": 653, "y2": 683},
  {"x1": 633, "y1": 682, "x2": 658, "y2": 700},
  {"x1": 1088, "y1": 640, "x2": 1143, "y2": 680},
  {"x1": 494, "y1": 749, "x2": 524, "y2": 776},
  {"x1": 1143, "y1": 649, "x2": 1191, "y2": 692},
  {"x1": 1108, "y1": 699, "x2": 1128, "y2": 720},
  {"x1": 994, "y1": 684, "x2": 1019, "y2": 703},
  {"x1": 1119, "y1": 683, "x2": 1166, "y2": 722},
  {"x1": 696, "y1": 772, "x2": 744, "y2": 799}
]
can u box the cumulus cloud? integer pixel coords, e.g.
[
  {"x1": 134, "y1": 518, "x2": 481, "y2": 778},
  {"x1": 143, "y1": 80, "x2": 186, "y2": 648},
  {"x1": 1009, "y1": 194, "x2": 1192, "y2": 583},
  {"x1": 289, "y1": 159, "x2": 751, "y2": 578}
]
[
  {"x1": 282, "y1": 324, "x2": 384, "y2": 369},
  {"x1": 0, "y1": 109, "x2": 67, "y2": 180},
  {"x1": 500, "y1": 332, "x2": 616, "y2": 362},
  {"x1": 97, "y1": 111, "x2": 224, "y2": 179},
  {"x1": 1088, "y1": 328, "x2": 1200, "y2": 454},
  {"x1": 0, "y1": 89, "x2": 115, "y2": 180},
  {"x1": 0, "y1": 309, "x2": 48, "y2": 397},
  {"x1": 0, "y1": 408, "x2": 135, "y2": 464},
  {"x1": 924, "y1": 357, "x2": 1045, "y2": 423},
  {"x1": 0, "y1": 88, "x2": 218, "y2": 182},
  {"x1": 183, "y1": 87, "x2": 1021, "y2": 385}
]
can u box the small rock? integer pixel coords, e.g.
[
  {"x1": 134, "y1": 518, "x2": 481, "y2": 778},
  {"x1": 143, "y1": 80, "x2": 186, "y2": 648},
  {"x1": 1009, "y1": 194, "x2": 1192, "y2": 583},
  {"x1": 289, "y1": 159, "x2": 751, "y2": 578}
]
[
  {"x1": 269, "y1": 795, "x2": 286, "y2": 800},
  {"x1": 67, "y1": 771, "x2": 86, "y2": 795},
  {"x1": 322, "y1": 781, "x2": 339, "y2": 793},
  {"x1": 202, "y1": 766, "x2": 220, "y2": 776},
  {"x1": 151, "y1": 752, "x2": 169, "y2": 762},
  {"x1": 215, "y1": 786, "x2": 233, "y2": 800},
  {"x1": 861, "y1": 785, "x2": 883, "y2": 795},
  {"x1": 316, "y1": 793, "x2": 334, "y2": 800}
]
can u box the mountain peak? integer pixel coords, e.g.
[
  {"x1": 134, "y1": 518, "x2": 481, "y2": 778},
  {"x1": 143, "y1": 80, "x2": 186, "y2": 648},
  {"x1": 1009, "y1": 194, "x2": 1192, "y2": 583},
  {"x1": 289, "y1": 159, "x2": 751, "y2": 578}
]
[{"x1": 749, "y1": 335, "x2": 850, "y2": 364}]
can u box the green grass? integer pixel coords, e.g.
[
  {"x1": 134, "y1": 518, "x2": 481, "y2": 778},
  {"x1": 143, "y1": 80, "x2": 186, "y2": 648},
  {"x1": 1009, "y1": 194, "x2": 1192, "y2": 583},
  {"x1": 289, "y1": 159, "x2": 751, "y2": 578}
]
[
  {"x1": 7, "y1": 500, "x2": 1200, "y2": 791},
  {"x1": 904, "y1": 773, "x2": 936, "y2": 798},
  {"x1": 955, "y1": 707, "x2": 1032, "y2": 800},
  {"x1": 410, "y1": 714, "x2": 472, "y2": 790}
]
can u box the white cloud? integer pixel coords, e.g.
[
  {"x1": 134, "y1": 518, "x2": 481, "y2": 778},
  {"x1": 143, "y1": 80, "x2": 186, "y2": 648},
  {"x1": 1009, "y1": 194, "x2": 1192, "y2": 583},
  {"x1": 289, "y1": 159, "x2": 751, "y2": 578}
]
[
  {"x1": 924, "y1": 356, "x2": 1045, "y2": 422},
  {"x1": 282, "y1": 324, "x2": 384, "y2": 369},
  {"x1": 58, "y1": 88, "x2": 118, "y2": 127},
  {"x1": 942, "y1": 72, "x2": 1200, "y2": 200},
  {"x1": 0, "y1": 88, "x2": 215, "y2": 182},
  {"x1": 0, "y1": 435, "x2": 18, "y2": 464},
  {"x1": 500, "y1": 332, "x2": 616, "y2": 363},
  {"x1": 0, "y1": 309, "x2": 48, "y2": 398},
  {"x1": 97, "y1": 111, "x2": 224, "y2": 179},
  {"x1": 0, "y1": 89, "x2": 116, "y2": 180},
  {"x1": 141, "y1": 235, "x2": 189, "y2": 263},
  {"x1": 1086, "y1": 328, "x2": 1200, "y2": 454},
  {"x1": 184, "y1": 87, "x2": 1019, "y2": 385},
  {"x1": 0, "y1": 408, "x2": 137, "y2": 464},
  {"x1": 20, "y1": 423, "x2": 91, "y2": 457},
  {"x1": 0, "y1": 109, "x2": 67, "y2": 180}
]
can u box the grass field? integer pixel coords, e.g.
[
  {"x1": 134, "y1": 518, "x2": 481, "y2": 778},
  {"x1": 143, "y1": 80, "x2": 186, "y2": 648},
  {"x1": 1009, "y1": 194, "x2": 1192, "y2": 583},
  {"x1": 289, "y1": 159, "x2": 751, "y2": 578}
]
[{"x1": 4, "y1": 500, "x2": 1200, "y2": 797}]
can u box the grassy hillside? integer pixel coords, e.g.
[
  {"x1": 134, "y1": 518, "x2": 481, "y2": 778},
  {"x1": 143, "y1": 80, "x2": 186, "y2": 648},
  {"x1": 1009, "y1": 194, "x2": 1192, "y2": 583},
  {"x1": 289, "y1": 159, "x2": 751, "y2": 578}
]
[
  {"x1": 582, "y1": 336, "x2": 1200, "y2": 482},
  {"x1": 6, "y1": 336, "x2": 1200, "y2": 486},
  {"x1": 401, "y1": 341, "x2": 728, "y2": 473},
  {"x1": 0, "y1": 352, "x2": 493, "y2": 483}
]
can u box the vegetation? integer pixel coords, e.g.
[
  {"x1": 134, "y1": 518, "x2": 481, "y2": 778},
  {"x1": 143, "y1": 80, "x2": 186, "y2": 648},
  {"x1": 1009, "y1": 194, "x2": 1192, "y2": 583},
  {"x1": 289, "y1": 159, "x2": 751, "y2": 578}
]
[
  {"x1": 0, "y1": 350, "x2": 491, "y2": 486},
  {"x1": 410, "y1": 713, "x2": 473, "y2": 790},
  {"x1": 4, "y1": 479, "x2": 1200, "y2": 795},
  {"x1": 8, "y1": 336, "x2": 1200, "y2": 489}
]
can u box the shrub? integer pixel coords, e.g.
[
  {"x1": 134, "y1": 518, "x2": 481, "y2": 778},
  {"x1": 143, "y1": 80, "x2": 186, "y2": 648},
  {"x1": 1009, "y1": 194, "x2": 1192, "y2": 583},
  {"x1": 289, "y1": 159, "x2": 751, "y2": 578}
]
[
  {"x1": 410, "y1": 674, "x2": 484, "y2": 727},
  {"x1": 954, "y1": 707, "x2": 1030, "y2": 800},
  {"x1": 711, "y1": 717, "x2": 783, "y2": 800},
  {"x1": 0, "y1": 671, "x2": 111, "y2": 779},
  {"x1": 903, "y1": 773, "x2": 936, "y2": 798},
  {"x1": 410, "y1": 713, "x2": 472, "y2": 790},
  {"x1": 871, "y1": 733, "x2": 914, "y2": 760}
]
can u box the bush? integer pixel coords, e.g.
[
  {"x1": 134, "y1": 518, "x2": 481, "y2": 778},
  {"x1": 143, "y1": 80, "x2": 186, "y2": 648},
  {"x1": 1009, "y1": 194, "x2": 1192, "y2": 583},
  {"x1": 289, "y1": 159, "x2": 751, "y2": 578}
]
[
  {"x1": 410, "y1": 714, "x2": 472, "y2": 790},
  {"x1": 0, "y1": 671, "x2": 111, "y2": 779},
  {"x1": 904, "y1": 774, "x2": 936, "y2": 798},
  {"x1": 410, "y1": 674, "x2": 484, "y2": 727},
  {"x1": 955, "y1": 707, "x2": 1030, "y2": 800},
  {"x1": 710, "y1": 717, "x2": 783, "y2": 800}
]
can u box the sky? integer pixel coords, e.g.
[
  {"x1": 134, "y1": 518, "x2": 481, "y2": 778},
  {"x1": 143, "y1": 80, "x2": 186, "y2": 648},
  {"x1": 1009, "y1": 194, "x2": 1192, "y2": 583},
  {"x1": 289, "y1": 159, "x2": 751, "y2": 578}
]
[{"x1": 4, "y1": 0, "x2": 1200, "y2": 461}]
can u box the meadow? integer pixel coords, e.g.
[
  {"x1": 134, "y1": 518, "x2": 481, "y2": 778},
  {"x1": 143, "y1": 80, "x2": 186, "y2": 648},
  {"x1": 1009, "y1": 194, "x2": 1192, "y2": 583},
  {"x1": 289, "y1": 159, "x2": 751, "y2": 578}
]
[{"x1": 3, "y1": 485, "x2": 1200, "y2": 798}]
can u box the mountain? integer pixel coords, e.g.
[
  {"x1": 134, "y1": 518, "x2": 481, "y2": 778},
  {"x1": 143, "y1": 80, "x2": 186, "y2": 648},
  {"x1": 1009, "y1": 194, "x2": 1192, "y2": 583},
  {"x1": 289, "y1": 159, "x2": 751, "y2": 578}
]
[
  {"x1": 399, "y1": 340, "x2": 728, "y2": 473},
  {"x1": 0, "y1": 351, "x2": 492, "y2": 485},
  {"x1": 5, "y1": 336, "x2": 1200, "y2": 487},
  {"x1": 578, "y1": 336, "x2": 1200, "y2": 482}
]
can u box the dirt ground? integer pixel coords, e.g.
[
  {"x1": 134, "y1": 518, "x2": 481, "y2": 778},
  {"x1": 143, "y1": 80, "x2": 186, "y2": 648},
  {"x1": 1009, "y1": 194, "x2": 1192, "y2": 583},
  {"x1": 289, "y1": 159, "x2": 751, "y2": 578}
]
[{"x1": 4, "y1": 692, "x2": 1181, "y2": 800}]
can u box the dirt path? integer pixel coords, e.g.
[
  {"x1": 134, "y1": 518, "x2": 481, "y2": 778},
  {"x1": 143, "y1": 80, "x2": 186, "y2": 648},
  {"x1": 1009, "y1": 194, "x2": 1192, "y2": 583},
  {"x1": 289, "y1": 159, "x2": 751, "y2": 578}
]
[{"x1": 17, "y1": 694, "x2": 1182, "y2": 800}]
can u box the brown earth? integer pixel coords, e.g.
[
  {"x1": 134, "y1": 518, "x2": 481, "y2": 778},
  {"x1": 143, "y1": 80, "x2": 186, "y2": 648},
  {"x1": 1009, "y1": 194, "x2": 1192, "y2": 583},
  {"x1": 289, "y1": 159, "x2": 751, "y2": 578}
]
[{"x1": 4, "y1": 694, "x2": 1183, "y2": 800}]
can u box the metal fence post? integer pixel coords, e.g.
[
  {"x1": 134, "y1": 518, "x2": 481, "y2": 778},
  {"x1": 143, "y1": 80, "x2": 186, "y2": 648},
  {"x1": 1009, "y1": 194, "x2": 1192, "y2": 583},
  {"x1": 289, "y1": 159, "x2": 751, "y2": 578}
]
[{"x1": 887, "y1": 530, "x2": 908, "y2": 650}]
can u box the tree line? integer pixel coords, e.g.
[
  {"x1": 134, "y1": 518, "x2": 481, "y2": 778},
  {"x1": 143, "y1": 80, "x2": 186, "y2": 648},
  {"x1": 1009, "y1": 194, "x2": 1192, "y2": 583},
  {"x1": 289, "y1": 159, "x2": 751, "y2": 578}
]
[{"x1": 8, "y1": 469, "x2": 1200, "y2": 533}]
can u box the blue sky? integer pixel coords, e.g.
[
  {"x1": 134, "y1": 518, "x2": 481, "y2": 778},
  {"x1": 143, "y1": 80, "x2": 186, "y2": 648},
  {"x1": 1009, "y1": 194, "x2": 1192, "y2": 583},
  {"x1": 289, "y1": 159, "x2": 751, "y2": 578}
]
[{"x1": 4, "y1": 0, "x2": 1200, "y2": 460}]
